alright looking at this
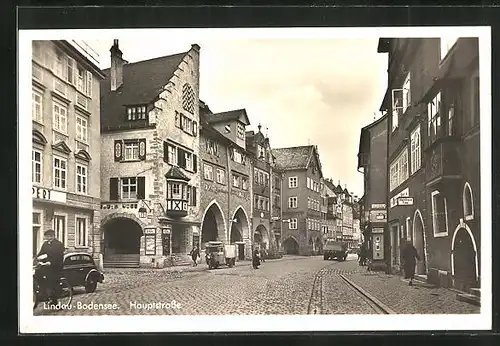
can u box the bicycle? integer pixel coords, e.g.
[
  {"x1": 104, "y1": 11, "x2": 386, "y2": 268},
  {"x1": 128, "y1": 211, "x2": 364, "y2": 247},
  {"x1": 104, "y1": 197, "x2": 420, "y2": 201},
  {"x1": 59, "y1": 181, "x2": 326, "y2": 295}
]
[{"x1": 33, "y1": 254, "x2": 73, "y2": 310}]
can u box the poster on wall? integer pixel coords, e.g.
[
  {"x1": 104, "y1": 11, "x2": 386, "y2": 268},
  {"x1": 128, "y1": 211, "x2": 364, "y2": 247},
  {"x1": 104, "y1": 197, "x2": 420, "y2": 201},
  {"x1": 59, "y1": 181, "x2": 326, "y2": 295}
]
[{"x1": 145, "y1": 235, "x2": 156, "y2": 255}]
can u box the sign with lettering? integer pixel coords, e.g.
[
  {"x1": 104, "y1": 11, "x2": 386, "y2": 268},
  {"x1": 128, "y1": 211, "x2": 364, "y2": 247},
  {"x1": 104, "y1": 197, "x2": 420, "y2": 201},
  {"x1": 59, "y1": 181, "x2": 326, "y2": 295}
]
[
  {"x1": 32, "y1": 186, "x2": 66, "y2": 203},
  {"x1": 144, "y1": 228, "x2": 156, "y2": 235},
  {"x1": 145, "y1": 235, "x2": 156, "y2": 255},
  {"x1": 397, "y1": 197, "x2": 414, "y2": 206},
  {"x1": 371, "y1": 203, "x2": 386, "y2": 210},
  {"x1": 390, "y1": 188, "x2": 409, "y2": 209},
  {"x1": 369, "y1": 210, "x2": 387, "y2": 222},
  {"x1": 372, "y1": 227, "x2": 384, "y2": 234}
]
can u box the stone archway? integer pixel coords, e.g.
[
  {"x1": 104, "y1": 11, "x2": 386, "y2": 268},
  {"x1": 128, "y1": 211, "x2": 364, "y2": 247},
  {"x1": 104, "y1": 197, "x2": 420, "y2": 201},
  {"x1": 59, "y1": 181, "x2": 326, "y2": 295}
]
[
  {"x1": 283, "y1": 236, "x2": 299, "y2": 255},
  {"x1": 102, "y1": 215, "x2": 144, "y2": 267},
  {"x1": 412, "y1": 209, "x2": 427, "y2": 275},
  {"x1": 230, "y1": 206, "x2": 250, "y2": 260},
  {"x1": 451, "y1": 221, "x2": 478, "y2": 290},
  {"x1": 254, "y1": 224, "x2": 270, "y2": 250},
  {"x1": 201, "y1": 200, "x2": 226, "y2": 248}
]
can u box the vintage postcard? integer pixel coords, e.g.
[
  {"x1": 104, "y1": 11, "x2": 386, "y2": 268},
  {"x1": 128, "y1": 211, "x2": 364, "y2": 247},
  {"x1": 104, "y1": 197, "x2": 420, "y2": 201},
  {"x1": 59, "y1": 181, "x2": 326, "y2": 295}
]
[{"x1": 18, "y1": 26, "x2": 491, "y2": 333}]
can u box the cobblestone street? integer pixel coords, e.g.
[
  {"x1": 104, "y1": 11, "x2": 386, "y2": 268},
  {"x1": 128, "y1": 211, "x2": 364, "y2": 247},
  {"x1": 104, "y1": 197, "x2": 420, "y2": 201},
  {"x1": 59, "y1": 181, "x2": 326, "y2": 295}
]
[{"x1": 34, "y1": 255, "x2": 479, "y2": 316}]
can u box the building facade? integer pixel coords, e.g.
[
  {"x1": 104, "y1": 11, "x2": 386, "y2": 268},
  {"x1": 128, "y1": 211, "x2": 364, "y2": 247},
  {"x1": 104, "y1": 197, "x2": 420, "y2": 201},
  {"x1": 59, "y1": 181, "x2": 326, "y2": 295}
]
[
  {"x1": 99, "y1": 41, "x2": 202, "y2": 268},
  {"x1": 378, "y1": 37, "x2": 480, "y2": 291},
  {"x1": 272, "y1": 146, "x2": 324, "y2": 255},
  {"x1": 32, "y1": 40, "x2": 105, "y2": 264},
  {"x1": 246, "y1": 126, "x2": 281, "y2": 252},
  {"x1": 198, "y1": 103, "x2": 253, "y2": 261},
  {"x1": 321, "y1": 180, "x2": 338, "y2": 245},
  {"x1": 357, "y1": 114, "x2": 389, "y2": 269}
]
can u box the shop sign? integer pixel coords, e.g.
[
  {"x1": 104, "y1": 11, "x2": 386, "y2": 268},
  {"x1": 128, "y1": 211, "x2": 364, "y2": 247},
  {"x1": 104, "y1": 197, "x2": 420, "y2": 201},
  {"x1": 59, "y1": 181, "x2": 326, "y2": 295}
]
[
  {"x1": 371, "y1": 203, "x2": 386, "y2": 210},
  {"x1": 32, "y1": 186, "x2": 66, "y2": 203},
  {"x1": 397, "y1": 197, "x2": 414, "y2": 206},
  {"x1": 369, "y1": 210, "x2": 387, "y2": 222},
  {"x1": 372, "y1": 227, "x2": 384, "y2": 234},
  {"x1": 390, "y1": 188, "x2": 409, "y2": 209},
  {"x1": 144, "y1": 228, "x2": 156, "y2": 235}
]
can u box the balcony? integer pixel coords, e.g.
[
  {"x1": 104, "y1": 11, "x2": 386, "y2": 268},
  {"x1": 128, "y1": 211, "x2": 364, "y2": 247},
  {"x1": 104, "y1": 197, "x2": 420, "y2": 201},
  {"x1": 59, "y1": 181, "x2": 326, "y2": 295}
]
[
  {"x1": 165, "y1": 198, "x2": 188, "y2": 218},
  {"x1": 425, "y1": 136, "x2": 462, "y2": 186}
]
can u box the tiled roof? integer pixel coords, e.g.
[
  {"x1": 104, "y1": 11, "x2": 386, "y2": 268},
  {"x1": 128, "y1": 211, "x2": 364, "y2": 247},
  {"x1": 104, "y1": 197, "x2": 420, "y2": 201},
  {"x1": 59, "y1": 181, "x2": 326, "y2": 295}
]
[
  {"x1": 272, "y1": 145, "x2": 314, "y2": 170},
  {"x1": 205, "y1": 109, "x2": 250, "y2": 126},
  {"x1": 100, "y1": 52, "x2": 187, "y2": 131},
  {"x1": 165, "y1": 166, "x2": 190, "y2": 181}
]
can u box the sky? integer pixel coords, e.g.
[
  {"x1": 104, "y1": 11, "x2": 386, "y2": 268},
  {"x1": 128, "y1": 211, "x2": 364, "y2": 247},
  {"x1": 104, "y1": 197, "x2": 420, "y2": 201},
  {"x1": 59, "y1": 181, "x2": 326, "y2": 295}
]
[{"x1": 85, "y1": 33, "x2": 388, "y2": 196}]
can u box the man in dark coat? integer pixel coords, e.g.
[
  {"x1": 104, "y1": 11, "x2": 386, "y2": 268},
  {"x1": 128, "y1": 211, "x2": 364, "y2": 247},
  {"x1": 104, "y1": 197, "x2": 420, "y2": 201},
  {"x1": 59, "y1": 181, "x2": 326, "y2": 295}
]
[
  {"x1": 359, "y1": 244, "x2": 367, "y2": 266},
  {"x1": 401, "y1": 240, "x2": 420, "y2": 286},
  {"x1": 36, "y1": 229, "x2": 65, "y2": 304},
  {"x1": 190, "y1": 245, "x2": 200, "y2": 266},
  {"x1": 252, "y1": 247, "x2": 261, "y2": 269}
]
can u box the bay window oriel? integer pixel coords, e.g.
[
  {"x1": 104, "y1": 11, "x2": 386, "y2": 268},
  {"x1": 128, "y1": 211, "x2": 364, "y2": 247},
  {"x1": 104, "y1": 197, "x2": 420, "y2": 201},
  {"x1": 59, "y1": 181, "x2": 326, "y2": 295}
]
[{"x1": 428, "y1": 92, "x2": 442, "y2": 144}]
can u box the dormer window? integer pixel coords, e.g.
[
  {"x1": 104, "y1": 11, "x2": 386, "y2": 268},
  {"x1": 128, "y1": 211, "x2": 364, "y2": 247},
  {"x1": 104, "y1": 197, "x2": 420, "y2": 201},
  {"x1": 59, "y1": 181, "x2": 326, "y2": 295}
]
[{"x1": 127, "y1": 105, "x2": 147, "y2": 121}]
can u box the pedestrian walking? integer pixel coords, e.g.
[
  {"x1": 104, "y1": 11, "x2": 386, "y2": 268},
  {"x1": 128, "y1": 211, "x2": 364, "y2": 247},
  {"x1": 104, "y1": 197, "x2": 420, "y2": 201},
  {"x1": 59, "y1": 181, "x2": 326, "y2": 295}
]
[
  {"x1": 190, "y1": 245, "x2": 200, "y2": 267},
  {"x1": 260, "y1": 248, "x2": 266, "y2": 262},
  {"x1": 360, "y1": 244, "x2": 368, "y2": 266},
  {"x1": 252, "y1": 247, "x2": 261, "y2": 269},
  {"x1": 401, "y1": 240, "x2": 420, "y2": 286}
]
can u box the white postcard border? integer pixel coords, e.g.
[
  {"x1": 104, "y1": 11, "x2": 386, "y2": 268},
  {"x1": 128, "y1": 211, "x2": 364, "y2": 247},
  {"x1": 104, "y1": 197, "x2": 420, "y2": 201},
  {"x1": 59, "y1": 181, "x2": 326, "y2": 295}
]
[{"x1": 18, "y1": 26, "x2": 492, "y2": 333}]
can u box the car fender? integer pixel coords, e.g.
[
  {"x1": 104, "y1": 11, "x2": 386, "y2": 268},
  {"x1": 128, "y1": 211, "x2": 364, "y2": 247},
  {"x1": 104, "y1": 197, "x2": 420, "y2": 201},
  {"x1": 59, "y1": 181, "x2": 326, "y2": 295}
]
[{"x1": 85, "y1": 269, "x2": 103, "y2": 283}]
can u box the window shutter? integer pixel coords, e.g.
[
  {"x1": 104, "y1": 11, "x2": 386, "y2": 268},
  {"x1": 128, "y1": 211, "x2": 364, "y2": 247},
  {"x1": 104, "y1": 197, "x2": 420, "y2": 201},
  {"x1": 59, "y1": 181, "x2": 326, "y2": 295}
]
[
  {"x1": 114, "y1": 140, "x2": 123, "y2": 161},
  {"x1": 86, "y1": 71, "x2": 93, "y2": 97},
  {"x1": 192, "y1": 187, "x2": 197, "y2": 206},
  {"x1": 163, "y1": 142, "x2": 168, "y2": 163},
  {"x1": 193, "y1": 154, "x2": 197, "y2": 172},
  {"x1": 229, "y1": 148, "x2": 234, "y2": 160},
  {"x1": 139, "y1": 138, "x2": 147, "y2": 160},
  {"x1": 137, "y1": 177, "x2": 145, "y2": 200},
  {"x1": 110, "y1": 178, "x2": 119, "y2": 200},
  {"x1": 180, "y1": 115, "x2": 184, "y2": 130},
  {"x1": 177, "y1": 148, "x2": 185, "y2": 168}
]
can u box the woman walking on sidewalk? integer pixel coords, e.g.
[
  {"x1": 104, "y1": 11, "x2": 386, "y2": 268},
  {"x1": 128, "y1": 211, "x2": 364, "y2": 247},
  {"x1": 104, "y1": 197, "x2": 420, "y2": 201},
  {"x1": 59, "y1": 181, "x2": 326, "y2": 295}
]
[
  {"x1": 190, "y1": 245, "x2": 200, "y2": 267},
  {"x1": 402, "y1": 240, "x2": 420, "y2": 286}
]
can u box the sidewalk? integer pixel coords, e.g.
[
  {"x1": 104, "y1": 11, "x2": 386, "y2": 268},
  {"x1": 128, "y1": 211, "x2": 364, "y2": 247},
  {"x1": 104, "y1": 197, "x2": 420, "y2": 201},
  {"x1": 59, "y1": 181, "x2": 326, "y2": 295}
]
[
  {"x1": 343, "y1": 270, "x2": 480, "y2": 314},
  {"x1": 102, "y1": 254, "x2": 308, "y2": 275}
]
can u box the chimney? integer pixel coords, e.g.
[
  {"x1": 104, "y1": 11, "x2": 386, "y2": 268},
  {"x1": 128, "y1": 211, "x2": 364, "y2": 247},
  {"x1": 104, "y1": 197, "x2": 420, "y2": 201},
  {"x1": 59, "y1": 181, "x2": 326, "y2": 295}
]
[{"x1": 110, "y1": 39, "x2": 124, "y2": 91}]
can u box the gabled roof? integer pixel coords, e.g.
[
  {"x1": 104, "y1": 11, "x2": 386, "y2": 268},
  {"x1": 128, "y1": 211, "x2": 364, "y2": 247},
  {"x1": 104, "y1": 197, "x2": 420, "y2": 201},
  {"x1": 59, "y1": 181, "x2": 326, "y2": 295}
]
[
  {"x1": 335, "y1": 184, "x2": 344, "y2": 194},
  {"x1": 165, "y1": 166, "x2": 190, "y2": 181},
  {"x1": 205, "y1": 109, "x2": 250, "y2": 126},
  {"x1": 323, "y1": 179, "x2": 337, "y2": 195},
  {"x1": 100, "y1": 52, "x2": 187, "y2": 131},
  {"x1": 272, "y1": 145, "x2": 314, "y2": 171}
]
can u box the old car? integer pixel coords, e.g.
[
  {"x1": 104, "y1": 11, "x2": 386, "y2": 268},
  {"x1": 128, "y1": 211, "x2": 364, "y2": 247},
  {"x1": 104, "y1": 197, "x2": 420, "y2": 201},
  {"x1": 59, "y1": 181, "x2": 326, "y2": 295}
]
[
  {"x1": 323, "y1": 240, "x2": 348, "y2": 261},
  {"x1": 62, "y1": 252, "x2": 104, "y2": 293},
  {"x1": 205, "y1": 241, "x2": 236, "y2": 269}
]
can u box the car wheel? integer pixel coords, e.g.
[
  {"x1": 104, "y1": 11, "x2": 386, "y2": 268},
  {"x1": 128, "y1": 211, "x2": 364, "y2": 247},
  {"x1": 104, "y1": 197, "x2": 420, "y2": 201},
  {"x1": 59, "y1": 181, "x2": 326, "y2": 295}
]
[{"x1": 85, "y1": 281, "x2": 97, "y2": 293}]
